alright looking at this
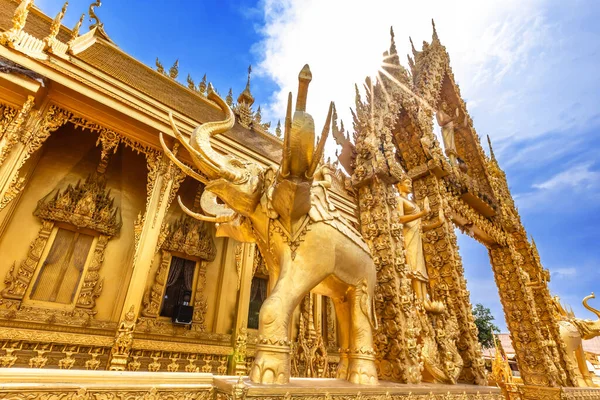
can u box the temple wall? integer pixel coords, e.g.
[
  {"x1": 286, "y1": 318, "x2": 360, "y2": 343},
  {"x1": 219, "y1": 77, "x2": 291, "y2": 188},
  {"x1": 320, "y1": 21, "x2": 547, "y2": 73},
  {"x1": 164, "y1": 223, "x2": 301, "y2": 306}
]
[{"x1": 0, "y1": 124, "x2": 149, "y2": 324}]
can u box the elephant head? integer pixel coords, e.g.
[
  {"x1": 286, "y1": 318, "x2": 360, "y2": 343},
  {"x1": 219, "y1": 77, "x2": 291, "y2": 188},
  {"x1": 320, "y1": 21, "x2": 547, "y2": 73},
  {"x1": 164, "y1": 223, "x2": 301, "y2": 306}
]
[
  {"x1": 578, "y1": 292, "x2": 600, "y2": 340},
  {"x1": 159, "y1": 84, "x2": 264, "y2": 242},
  {"x1": 160, "y1": 65, "x2": 333, "y2": 238}
]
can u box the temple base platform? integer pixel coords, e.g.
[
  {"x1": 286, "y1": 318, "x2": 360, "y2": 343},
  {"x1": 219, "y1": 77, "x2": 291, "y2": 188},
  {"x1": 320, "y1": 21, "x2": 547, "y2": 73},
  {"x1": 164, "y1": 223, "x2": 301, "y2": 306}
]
[
  {"x1": 213, "y1": 376, "x2": 503, "y2": 399},
  {"x1": 2, "y1": 369, "x2": 600, "y2": 400}
]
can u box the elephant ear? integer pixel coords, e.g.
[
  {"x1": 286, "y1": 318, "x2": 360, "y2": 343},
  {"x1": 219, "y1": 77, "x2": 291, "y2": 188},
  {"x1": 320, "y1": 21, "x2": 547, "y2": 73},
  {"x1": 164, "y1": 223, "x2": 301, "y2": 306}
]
[{"x1": 260, "y1": 167, "x2": 279, "y2": 219}]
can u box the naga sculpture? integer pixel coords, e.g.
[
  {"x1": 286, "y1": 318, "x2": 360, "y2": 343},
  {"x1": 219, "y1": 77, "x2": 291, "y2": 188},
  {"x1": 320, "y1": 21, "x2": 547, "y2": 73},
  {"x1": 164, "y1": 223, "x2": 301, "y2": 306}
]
[
  {"x1": 160, "y1": 65, "x2": 378, "y2": 385},
  {"x1": 553, "y1": 293, "x2": 600, "y2": 387}
]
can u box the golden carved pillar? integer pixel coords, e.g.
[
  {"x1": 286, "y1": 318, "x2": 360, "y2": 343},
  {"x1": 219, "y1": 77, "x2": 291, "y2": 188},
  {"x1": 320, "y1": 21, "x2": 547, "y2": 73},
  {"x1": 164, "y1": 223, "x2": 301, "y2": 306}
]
[
  {"x1": 412, "y1": 173, "x2": 487, "y2": 385},
  {"x1": 0, "y1": 100, "x2": 68, "y2": 211},
  {"x1": 489, "y1": 243, "x2": 561, "y2": 389},
  {"x1": 230, "y1": 242, "x2": 256, "y2": 375},
  {"x1": 351, "y1": 78, "x2": 424, "y2": 383},
  {"x1": 486, "y1": 145, "x2": 575, "y2": 390},
  {"x1": 108, "y1": 151, "x2": 185, "y2": 370}
]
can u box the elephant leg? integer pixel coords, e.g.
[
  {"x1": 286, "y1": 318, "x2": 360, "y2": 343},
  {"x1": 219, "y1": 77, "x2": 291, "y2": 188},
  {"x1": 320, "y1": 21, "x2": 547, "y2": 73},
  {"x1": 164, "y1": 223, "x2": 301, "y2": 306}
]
[
  {"x1": 249, "y1": 259, "x2": 326, "y2": 384},
  {"x1": 347, "y1": 282, "x2": 378, "y2": 385},
  {"x1": 576, "y1": 344, "x2": 595, "y2": 387},
  {"x1": 333, "y1": 298, "x2": 351, "y2": 380}
]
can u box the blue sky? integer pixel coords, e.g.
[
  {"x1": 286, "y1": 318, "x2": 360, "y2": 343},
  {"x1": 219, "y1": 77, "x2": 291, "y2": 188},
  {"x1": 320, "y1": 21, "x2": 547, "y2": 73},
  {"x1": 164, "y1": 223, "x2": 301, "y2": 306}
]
[{"x1": 37, "y1": 0, "x2": 600, "y2": 331}]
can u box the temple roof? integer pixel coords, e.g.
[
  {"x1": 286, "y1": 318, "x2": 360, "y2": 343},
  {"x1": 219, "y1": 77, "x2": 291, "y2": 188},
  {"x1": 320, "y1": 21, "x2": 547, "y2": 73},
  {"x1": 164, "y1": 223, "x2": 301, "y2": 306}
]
[{"x1": 0, "y1": 0, "x2": 282, "y2": 163}]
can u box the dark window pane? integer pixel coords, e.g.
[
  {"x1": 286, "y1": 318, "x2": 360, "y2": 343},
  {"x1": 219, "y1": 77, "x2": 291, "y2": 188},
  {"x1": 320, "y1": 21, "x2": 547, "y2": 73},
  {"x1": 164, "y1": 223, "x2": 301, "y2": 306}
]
[
  {"x1": 247, "y1": 277, "x2": 268, "y2": 329},
  {"x1": 31, "y1": 229, "x2": 94, "y2": 304},
  {"x1": 160, "y1": 256, "x2": 196, "y2": 318}
]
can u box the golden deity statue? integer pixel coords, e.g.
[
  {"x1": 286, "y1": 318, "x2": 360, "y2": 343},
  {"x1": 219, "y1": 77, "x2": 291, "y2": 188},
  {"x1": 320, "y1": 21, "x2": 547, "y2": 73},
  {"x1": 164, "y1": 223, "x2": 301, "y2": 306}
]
[
  {"x1": 435, "y1": 101, "x2": 460, "y2": 166},
  {"x1": 395, "y1": 175, "x2": 443, "y2": 313},
  {"x1": 162, "y1": 65, "x2": 378, "y2": 385}
]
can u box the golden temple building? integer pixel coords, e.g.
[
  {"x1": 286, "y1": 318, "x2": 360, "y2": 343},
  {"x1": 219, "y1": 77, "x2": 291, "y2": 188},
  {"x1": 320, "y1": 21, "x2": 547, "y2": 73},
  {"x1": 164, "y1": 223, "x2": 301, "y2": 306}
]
[{"x1": 0, "y1": 1, "x2": 598, "y2": 400}]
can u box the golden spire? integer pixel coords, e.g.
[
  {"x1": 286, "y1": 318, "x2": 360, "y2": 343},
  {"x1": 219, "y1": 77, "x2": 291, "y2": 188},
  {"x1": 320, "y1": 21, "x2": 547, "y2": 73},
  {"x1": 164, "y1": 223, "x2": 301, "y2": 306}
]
[
  {"x1": 226, "y1": 88, "x2": 233, "y2": 106},
  {"x1": 186, "y1": 74, "x2": 195, "y2": 90},
  {"x1": 199, "y1": 74, "x2": 207, "y2": 95},
  {"x1": 432, "y1": 19, "x2": 440, "y2": 43},
  {"x1": 255, "y1": 106, "x2": 262, "y2": 123},
  {"x1": 275, "y1": 120, "x2": 282, "y2": 138},
  {"x1": 88, "y1": 0, "x2": 102, "y2": 30},
  {"x1": 237, "y1": 65, "x2": 254, "y2": 106},
  {"x1": 388, "y1": 26, "x2": 400, "y2": 66},
  {"x1": 169, "y1": 60, "x2": 179, "y2": 79},
  {"x1": 69, "y1": 13, "x2": 85, "y2": 45},
  {"x1": 155, "y1": 58, "x2": 165, "y2": 75},
  {"x1": 47, "y1": 1, "x2": 68, "y2": 43},
  {"x1": 487, "y1": 134, "x2": 497, "y2": 163},
  {"x1": 531, "y1": 237, "x2": 541, "y2": 265}
]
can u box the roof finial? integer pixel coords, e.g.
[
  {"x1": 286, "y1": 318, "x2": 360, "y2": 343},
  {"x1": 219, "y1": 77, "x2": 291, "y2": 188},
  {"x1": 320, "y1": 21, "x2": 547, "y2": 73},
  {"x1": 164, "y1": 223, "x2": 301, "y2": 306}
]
[
  {"x1": 432, "y1": 18, "x2": 439, "y2": 43},
  {"x1": 88, "y1": 0, "x2": 102, "y2": 30},
  {"x1": 68, "y1": 13, "x2": 85, "y2": 45},
  {"x1": 275, "y1": 120, "x2": 282, "y2": 138},
  {"x1": 47, "y1": 1, "x2": 68, "y2": 43},
  {"x1": 237, "y1": 65, "x2": 255, "y2": 106},
  {"x1": 0, "y1": 0, "x2": 34, "y2": 46},
  {"x1": 296, "y1": 64, "x2": 312, "y2": 112}
]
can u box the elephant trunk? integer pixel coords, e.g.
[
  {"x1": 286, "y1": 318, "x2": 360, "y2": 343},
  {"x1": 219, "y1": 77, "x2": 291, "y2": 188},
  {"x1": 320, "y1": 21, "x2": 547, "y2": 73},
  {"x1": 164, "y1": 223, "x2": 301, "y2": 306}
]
[
  {"x1": 583, "y1": 293, "x2": 600, "y2": 320},
  {"x1": 161, "y1": 84, "x2": 245, "y2": 183},
  {"x1": 189, "y1": 84, "x2": 245, "y2": 182}
]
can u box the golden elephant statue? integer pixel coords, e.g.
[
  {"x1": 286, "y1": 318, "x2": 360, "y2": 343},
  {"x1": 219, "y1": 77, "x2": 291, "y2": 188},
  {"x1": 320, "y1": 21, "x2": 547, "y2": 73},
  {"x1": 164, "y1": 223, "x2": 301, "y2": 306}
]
[
  {"x1": 555, "y1": 293, "x2": 600, "y2": 387},
  {"x1": 161, "y1": 65, "x2": 378, "y2": 385}
]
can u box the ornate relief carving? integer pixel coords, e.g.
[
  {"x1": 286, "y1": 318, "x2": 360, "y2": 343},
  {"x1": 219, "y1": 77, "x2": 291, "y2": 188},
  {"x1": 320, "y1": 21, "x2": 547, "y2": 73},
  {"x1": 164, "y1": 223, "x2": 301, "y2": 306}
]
[
  {"x1": 0, "y1": 96, "x2": 33, "y2": 167},
  {"x1": 2, "y1": 220, "x2": 54, "y2": 300},
  {"x1": 192, "y1": 263, "x2": 208, "y2": 332},
  {"x1": 34, "y1": 173, "x2": 121, "y2": 237},
  {"x1": 141, "y1": 251, "x2": 171, "y2": 318},
  {"x1": 108, "y1": 305, "x2": 136, "y2": 371},
  {"x1": 235, "y1": 243, "x2": 243, "y2": 290},
  {"x1": 291, "y1": 294, "x2": 328, "y2": 378},
  {"x1": 76, "y1": 235, "x2": 109, "y2": 309},
  {"x1": 162, "y1": 216, "x2": 216, "y2": 260},
  {"x1": 0, "y1": 388, "x2": 214, "y2": 400}
]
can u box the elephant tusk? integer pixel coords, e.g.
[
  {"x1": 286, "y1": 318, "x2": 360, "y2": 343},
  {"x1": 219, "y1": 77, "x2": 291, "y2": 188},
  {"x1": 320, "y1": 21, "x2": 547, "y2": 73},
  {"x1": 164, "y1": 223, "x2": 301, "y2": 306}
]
[
  {"x1": 159, "y1": 132, "x2": 206, "y2": 182},
  {"x1": 582, "y1": 292, "x2": 600, "y2": 320},
  {"x1": 306, "y1": 101, "x2": 334, "y2": 179},
  {"x1": 280, "y1": 92, "x2": 293, "y2": 178},
  {"x1": 177, "y1": 196, "x2": 237, "y2": 223},
  {"x1": 167, "y1": 112, "x2": 222, "y2": 180}
]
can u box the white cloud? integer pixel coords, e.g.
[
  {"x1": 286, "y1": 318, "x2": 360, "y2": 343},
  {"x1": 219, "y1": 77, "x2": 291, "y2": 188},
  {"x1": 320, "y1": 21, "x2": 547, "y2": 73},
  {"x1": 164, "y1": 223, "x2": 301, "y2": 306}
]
[
  {"x1": 533, "y1": 162, "x2": 600, "y2": 191},
  {"x1": 514, "y1": 162, "x2": 600, "y2": 211},
  {"x1": 253, "y1": 0, "x2": 549, "y2": 157},
  {"x1": 551, "y1": 267, "x2": 577, "y2": 279}
]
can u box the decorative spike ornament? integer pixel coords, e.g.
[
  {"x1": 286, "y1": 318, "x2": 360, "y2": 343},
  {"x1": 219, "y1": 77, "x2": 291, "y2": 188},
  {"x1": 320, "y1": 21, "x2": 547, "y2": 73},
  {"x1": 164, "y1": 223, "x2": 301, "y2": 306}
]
[
  {"x1": 199, "y1": 74, "x2": 207, "y2": 94},
  {"x1": 226, "y1": 88, "x2": 233, "y2": 106},
  {"x1": 155, "y1": 58, "x2": 165, "y2": 75},
  {"x1": 187, "y1": 74, "x2": 195, "y2": 90},
  {"x1": 169, "y1": 60, "x2": 179, "y2": 79},
  {"x1": 88, "y1": 0, "x2": 102, "y2": 30}
]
